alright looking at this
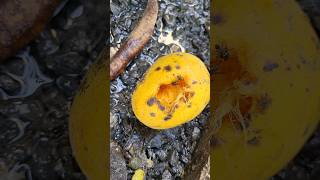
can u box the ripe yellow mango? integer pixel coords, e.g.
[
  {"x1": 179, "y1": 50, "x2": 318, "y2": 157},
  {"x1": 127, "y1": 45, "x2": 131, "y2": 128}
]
[
  {"x1": 212, "y1": 0, "x2": 320, "y2": 179},
  {"x1": 69, "y1": 50, "x2": 108, "y2": 180},
  {"x1": 132, "y1": 53, "x2": 210, "y2": 129}
]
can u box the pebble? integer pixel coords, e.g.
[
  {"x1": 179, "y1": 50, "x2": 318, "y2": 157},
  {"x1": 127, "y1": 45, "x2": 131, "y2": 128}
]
[
  {"x1": 111, "y1": 142, "x2": 127, "y2": 180},
  {"x1": 162, "y1": 170, "x2": 173, "y2": 180},
  {"x1": 150, "y1": 162, "x2": 167, "y2": 177},
  {"x1": 149, "y1": 135, "x2": 166, "y2": 149},
  {"x1": 192, "y1": 127, "x2": 201, "y2": 141},
  {"x1": 156, "y1": 150, "x2": 168, "y2": 161}
]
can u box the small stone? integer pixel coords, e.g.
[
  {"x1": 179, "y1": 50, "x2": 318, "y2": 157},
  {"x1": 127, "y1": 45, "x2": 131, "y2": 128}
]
[
  {"x1": 156, "y1": 150, "x2": 168, "y2": 161},
  {"x1": 110, "y1": 113, "x2": 117, "y2": 129},
  {"x1": 146, "y1": 158, "x2": 154, "y2": 168},
  {"x1": 163, "y1": 5, "x2": 176, "y2": 28},
  {"x1": 183, "y1": 0, "x2": 195, "y2": 4},
  {"x1": 162, "y1": 170, "x2": 172, "y2": 180},
  {"x1": 168, "y1": 43, "x2": 182, "y2": 53},
  {"x1": 169, "y1": 151, "x2": 179, "y2": 166},
  {"x1": 129, "y1": 157, "x2": 144, "y2": 170},
  {"x1": 163, "y1": 15, "x2": 176, "y2": 28},
  {"x1": 111, "y1": 142, "x2": 127, "y2": 180},
  {"x1": 149, "y1": 135, "x2": 165, "y2": 149},
  {"x1": 192, "y1": 127, "x2": 201, "y2": 141},
  {"x1": 180, "y1": 155, "x2": 189, "y2": 164},
  {"x1": 171, "y1": 163, "x2": 184, "y2": 177},
  {"x1": 151, "y1": 162, "x2": 167, "y2": 177}
]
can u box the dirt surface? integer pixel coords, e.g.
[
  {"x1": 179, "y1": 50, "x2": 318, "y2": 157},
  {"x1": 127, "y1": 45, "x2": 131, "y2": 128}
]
[{"x1": 0, "y1": 0, "x2": 105, "y2": 179}]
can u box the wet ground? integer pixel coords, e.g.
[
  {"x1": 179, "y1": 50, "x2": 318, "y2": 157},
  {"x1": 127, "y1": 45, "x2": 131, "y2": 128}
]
[
  {"x1": 110, "y1": 0, "x2": 210, "y2": 179},
  {"x1": 0, "y1": 0, "x2": 320, "y2": 180},
  {"x1": 0, "y1": 0, "x2": 105, "y2": 179}
]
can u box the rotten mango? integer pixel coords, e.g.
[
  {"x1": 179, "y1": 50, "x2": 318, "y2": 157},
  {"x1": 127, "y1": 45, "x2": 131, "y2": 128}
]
[{"x1": 132, "y1": 52, "x2": 210, "y2": 129}]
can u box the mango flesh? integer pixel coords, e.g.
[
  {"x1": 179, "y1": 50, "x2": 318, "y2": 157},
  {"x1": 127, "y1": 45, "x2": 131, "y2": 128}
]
[
  {"x1": 212, "y1": 0, "x2": 320, "y2": 179},
  {"x1": 132, "y1": 53, "x2": 210, "y2": 129}
]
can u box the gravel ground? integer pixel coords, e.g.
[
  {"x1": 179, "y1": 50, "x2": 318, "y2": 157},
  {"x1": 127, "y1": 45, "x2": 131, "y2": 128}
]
[
  {"x1": 110, "y1": 0, "x2": 210, "y2": 179},
  {"x1": 0, "y1": 0, "x2": 105, "y2": 179}
]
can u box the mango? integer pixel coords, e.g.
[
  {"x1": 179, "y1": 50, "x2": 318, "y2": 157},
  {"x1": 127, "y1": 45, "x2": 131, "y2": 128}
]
[
  {"x1": 69, "y1": 49, "x2": 108, "y2": 180},
  {"x1": 132, "y1": 52, "x2": 210, "y2": 129},
  {"x1": 212, "y1": 0, "x2": 320, "y2": 179}
]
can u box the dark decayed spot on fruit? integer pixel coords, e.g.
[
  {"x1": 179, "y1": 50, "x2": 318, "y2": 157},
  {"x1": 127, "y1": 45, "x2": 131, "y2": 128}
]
[
  {"x1": 84, "y1": 146, "x2": 89, "y2": 152},
  {"x1": 247, "y1": 136, "x2": 261, "y2": 146},
  {"x1": 239, "y1": 96, "x2": 253, "y2": 116},
  {"x1": 187, "y1": 104, "x2": 192, "y2": 108},
  {"x1": 256, "y1": 93, "x2": 272, "y2": 113},
  {"x1": 296, "y1": 64, "x2": 301, "y2": 69},
  {"x1": 172, "y1": 81, "x2": 178, "y2": 86},
  {"x1": 236, "y1": 96, "x2": 253, "y2": 130},
  {"x1": 164, "y1": 65, "x2": 172, "y2": 72},
  {"x1": 263, "y1": 62, "x2": 279, "y2": 72},
  {"x1": 213, "y1": 14, "x2": 224, "y2": 25},
  {"x1": 150, "y1": 112, "x2": 156, "y2": 117},
  {"x1": 301, "y1": 58, "x2": 307, "y2": 64},
  {"x1": 155, "y1": 67, "x2": 161, "y2": 71},
  {"x1": 158, "y1": 104, "x2": 165, "y2": 111},
  {"x1": 192, "y1": 81, "x2": 197, "y2": 84},
  {"x1": 286, "y1": 66, "x2": 292, "y2": 71},
  {"x1": 154, "y1": 99, "x2": 165, "y2": 111},
  {"x1": 175, "y1": 65, "x2": 180, "y2": 69},
  {"x1": 147, "y1": 97, "x2": 156, "y2": 106},
  {"x1": 177, "y1": 75, "x2": 183, "y2": 80},
  {"x1": 164, "y1": 114, "x2": 172, "y2": 121}
]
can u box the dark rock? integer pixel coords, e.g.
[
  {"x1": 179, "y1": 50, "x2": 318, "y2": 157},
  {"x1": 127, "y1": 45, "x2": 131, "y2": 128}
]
[
  {"x1": 111, "y1": 142, "x2": 127, "y2": 180},
  {"x1": 162, "y1": 169, "x2": 173, "y2": 180}
]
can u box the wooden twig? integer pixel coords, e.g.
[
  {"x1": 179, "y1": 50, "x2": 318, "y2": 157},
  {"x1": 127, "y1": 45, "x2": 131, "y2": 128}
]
[
  {"x1": 110, "y1": 0, "x2": 158, "y2": 80},
  {"x1": 0, "y1": 0, "x2": 60, "y2": 61}
]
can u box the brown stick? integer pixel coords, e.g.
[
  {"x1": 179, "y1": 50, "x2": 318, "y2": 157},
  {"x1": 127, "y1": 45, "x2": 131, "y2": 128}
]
[
  {"x1": 0, "y1": 0, "x2": 60, "y2": 61},
  {"x1": 110, "y1": 0, "x2": 158, "y2": 80}
]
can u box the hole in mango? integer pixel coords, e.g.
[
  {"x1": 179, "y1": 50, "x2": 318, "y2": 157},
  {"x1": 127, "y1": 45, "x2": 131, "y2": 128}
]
[{"x1": 155, "y1": 77, "x2": 193, "y2": 114}]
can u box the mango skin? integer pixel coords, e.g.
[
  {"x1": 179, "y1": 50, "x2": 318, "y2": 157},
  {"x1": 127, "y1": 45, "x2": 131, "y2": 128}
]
[
  {"x1": 132, "y1": 53, "x2": 210, "y2": 129},
  {"x1": 69, "y1": 50, "x2": 108, "y2": 180},
  {"x1": 212, "y1": 0, "x2": 320, "y2": 180}
]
